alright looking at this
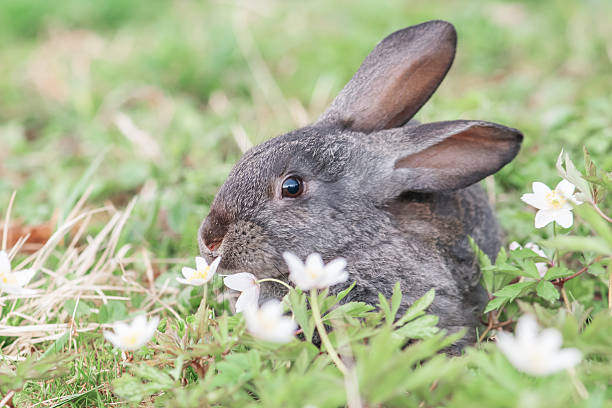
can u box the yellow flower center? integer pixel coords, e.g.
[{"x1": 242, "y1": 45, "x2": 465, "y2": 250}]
[
  {"x1": 257, "y1": 314, "x2": 276, "y2": 331},
  {"x1": 305, "y1": 266, "x2": 320, "y2": 280},
  {"x1": 189, "y1": 266, "x2": 210, "y2": 281},
  {"x1": 546, "y1": 190, "x2": 567, "y2": 209},
  {"x1": 121, "y1": 333, "x2": 139, "y2": 347},
  {"x1": 0, "y1": 273, "x2": 17, "y2": 285}
]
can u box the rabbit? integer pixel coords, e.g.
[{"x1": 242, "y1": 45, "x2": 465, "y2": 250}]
[{"x1": 198, "y1": 20, "x2": 522, "y2": 348}]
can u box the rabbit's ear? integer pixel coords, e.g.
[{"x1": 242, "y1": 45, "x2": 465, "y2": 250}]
[
  {"x1": 317, "y1": 20, "x2": 456, "y2": 133},
  {"x1": 375, "y1": 120, "x2": 522, "y2": 195}
]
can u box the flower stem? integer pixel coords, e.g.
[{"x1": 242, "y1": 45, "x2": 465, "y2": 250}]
[
  {"x1": 310, "y1": 289, "x2": 348, "y2": 376},
  {"x1": 593, "y1": 203, "x2": 612, "y2": 223},
  {"x1": 195, "y1": 284, "x2": 208, "y2": 340},
  {"x1": 552, "y1": 223, "x2": 559, "y2": 267},
  {"x1": 256, "y1": 278, "x2": 293, "y2": 291},
  {"x1": 561, "y1": 286, "x2": 571, "y2": 313},
  {"x1": 567, "y1": 367, "x2": 589, "y2": 399}
]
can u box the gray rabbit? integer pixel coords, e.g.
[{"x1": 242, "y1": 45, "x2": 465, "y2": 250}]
[{"x1": 198, "y1": 20, "x2": 522, "y2": 347}]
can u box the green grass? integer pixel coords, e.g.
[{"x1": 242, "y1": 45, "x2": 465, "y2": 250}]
[{"x1": 0, "y1": 0, "x2": 611, "y2": 406}]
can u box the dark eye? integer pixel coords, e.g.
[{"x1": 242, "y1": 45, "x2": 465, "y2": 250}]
[{"x1": 281, "y1": 176, "x2": 304, "y2": 198}]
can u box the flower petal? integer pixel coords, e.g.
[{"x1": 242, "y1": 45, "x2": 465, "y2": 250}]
[
  {"x1": 195, "y1": 256, "x2": 209, "y2": 271},
  {"x1": 305, "y1": 253, "x2": 324, "y2": 272},
  {"x1": 103, "y1": 331, "x2": 121, "y2": 348},
  {"x1": 283, "y1": 252, "x2": 304, "y2": 275},
  {"x1": 556, "y1": 179, "x2": 575, "y2": 198},
  {"x1": 14, "y1": 269, "x2": 36, "y2": 287},
  {"x1": 520, "y1": 193, "x2": 549, "y2": 210},
  {"x1": 235, "y1": 287, "x2": 260, "y2": 313},
  {"x1": 112, "y1": 321, "x2": 131, "y2": 337},
  {"x1": 554, "y1": 209, "x2": 573, "y2": 228},
  {"x1": 131, "y1": 315, "x2": 148, "y2": 332},
  {"x1": 181, "y1": 267, "x2": 196, "y2": 279},
  {"x1": 509, "y1": 241, "x2": 522, "y2": 251},
  {"x1": 547, "y1": 348, "x2": 582, "y2": 373},
  {"x1": 532, "y1": 182, "x2": 552, "y2": 196},
  {"x1": 0, "y1": 251, "x2": 10, "y2": 274},
  {"x1": 534, "y1": 209, "x2": 557, "y2": 229},
  {"x1": 524, "y1": 242, "x2": 546, "y2": 258},
  {"x1": 259, "y1": 300, "x2": 284, "y2": 317},
  {"x1": 325, "y1": 258, "x2": 347, "y2": 277},
  {"x1": 176, "y1": 277, "x2": 206, "y2": 286},
  {"x1": 320, "y1": 271, "x2": 349, "y2": 288},
  {"x1": 538, "y1": 328, "x2": 563, "y2": 351},
  {"x1": 515, "y1": 315, "x2": 539, "y2": 343},
  {"x1": 208, "y1": 257, "x2": 222, "y2": 277},
  {"x1": 224, "y1": 272, "x2": 257, "y2": 292},
  {"x1": 145, "y1": 316, "x2": 160, "y2": 339}
]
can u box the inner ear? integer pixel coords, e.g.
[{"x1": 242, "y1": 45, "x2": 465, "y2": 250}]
[
  {"x1": 396, "y1": 126, "x2": 516, "y2": 171},
  {"x1": 389, "y1": 122, "x2": 523, "y2": 192},
  {"x1": 317, "y1": 20, "x2": 457, "y2": 133}
]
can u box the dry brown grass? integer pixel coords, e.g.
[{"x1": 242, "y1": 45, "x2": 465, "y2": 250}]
[{"x1": 0, "y1": 189, "x2": 182, "y2": 360}]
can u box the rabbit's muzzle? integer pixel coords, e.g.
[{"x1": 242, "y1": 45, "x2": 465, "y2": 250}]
[
  {"x1": 199, "y1": 213, "x2": 277, "y2": 277},
  {"x1": 199, "y1": 210, "x2": 229, "y2": 253}
]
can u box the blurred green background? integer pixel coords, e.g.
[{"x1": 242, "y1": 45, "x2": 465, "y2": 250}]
[{"x1": 1, "y1": 0, "x2": 611, "y2": 258}]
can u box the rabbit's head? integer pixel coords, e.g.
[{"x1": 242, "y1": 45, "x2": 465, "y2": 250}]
[{"x1": 199, "y1": 20, "x2": 522, "y2": 284}]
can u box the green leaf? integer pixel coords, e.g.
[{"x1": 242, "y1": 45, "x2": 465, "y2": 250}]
[
  {"x1": 378, "y1": 292, "x2": 392, "y2": 325},
  {"x1": 395, "y1": 289, "x2": 435, "y2": 327},
  {"x1": 484, "y1": 296, "x2": 507, "y2": 313},
  {"x1": 517, "y1": 260, "x2": 542, "y2": 280},
  {"x1": 324, "y1": 302, "x2": 374, "y2": 322},
  {"x1": 536, "y1": 280, "x2": 559, "y2": 303},
  {"x1": 335, "y1": 281, "x2": 356, "y2": 303},
  {"x1": 470, "y1": 237, "x2": 493, "y2": 291},
  {"x1": 556, "y1": 150, "x2": 592, "y2": 203},
  {"x1": 287, "y1": 289, "x2": 314, "y2": 342},
  {"x1": 63, "y1": 299, "x2": 93, "y2": 319},
  {"x1": 390, "y1": 282, "x2": 402, "y2": 321},
  {"x1": 493, "y1": 281, "x2": 536, "y2": 302},
  {"x1": 133, "y1": 364, "x2": 176, "y2": 387},
  {"x1": 96, "y1": 300, "x2": 128, "y2": 324},
  {"x1": 40, "y1": 331, "x2": 70, "y2": 359},
  {"x1": 543, "y1": 266, "x2": 574, "y2": 280},
  {"x1": 392, "y1": 315, "x2": 439, "y2": 340}
]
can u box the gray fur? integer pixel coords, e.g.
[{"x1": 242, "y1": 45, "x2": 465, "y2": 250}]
[{"x1": 198, "y1": 20, "x2": 522, "y2": 349}]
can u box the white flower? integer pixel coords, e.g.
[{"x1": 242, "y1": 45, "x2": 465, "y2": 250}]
[
  {"x1": 509, "y1": 241, "x2": 549, "y2": 277},
  {"x1": 283, "y1": 252, "x2": 348, "y2": 290},
  {"x1": 224, "y1": 272, "x2": 260, "y2": 313},
  {"x1": 103, "y1": 315, "x2": 159, "y2": 351},
  {"x1": 497, "y1": 314, "x2": 582, "y2": 376},
  {"x1": 177, "y1": 256, "x2": 220, "y2": 286},
  {"x1": 243, "y1": 300, "x2": 297, "y2": 343},
  {"x1": 0, "y1": 250, "x2": 36, "y2": 295},
  {"x1": 520, "y1": 180, "x2": 583, "y2": 229}
]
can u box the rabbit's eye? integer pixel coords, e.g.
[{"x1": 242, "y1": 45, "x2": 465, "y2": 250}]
[{"x1": 281, "y1": 176, "x2": 304, "y2": 198}]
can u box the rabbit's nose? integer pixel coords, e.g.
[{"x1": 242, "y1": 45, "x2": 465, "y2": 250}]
[{"x1": 199, "y1": 215, "x2": 227, "y2": 252}]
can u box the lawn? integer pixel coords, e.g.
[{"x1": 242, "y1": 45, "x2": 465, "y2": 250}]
[{"x1": 0, "y1": 0, "x2": 611, "y2": 406}]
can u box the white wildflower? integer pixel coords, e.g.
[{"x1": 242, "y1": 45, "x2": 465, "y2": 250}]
[
  {"x1": 224, "y1": 272, "x2": 260, "y2": 313},
  {"x1": 103, "y1": 315, "x2": 159, "y2": 351},
  {"x1": 177, "y1": 256, "x2": 220, "y2": 286},
  {"x1": 244, "y1": 300, "x2": 296, "y2": 343},
  {"x1": 0, "y1": 250, "x2": 36, "y2": 295},
  {"x1": 520, "y1": 180, "x2": 582, "y2": 228},
  {"x1": 497, "y1": 314, "x2": 582, "y2": 376},
  {"x1": 283, "y1": 252, "x2": 348, "y2": 291}
]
